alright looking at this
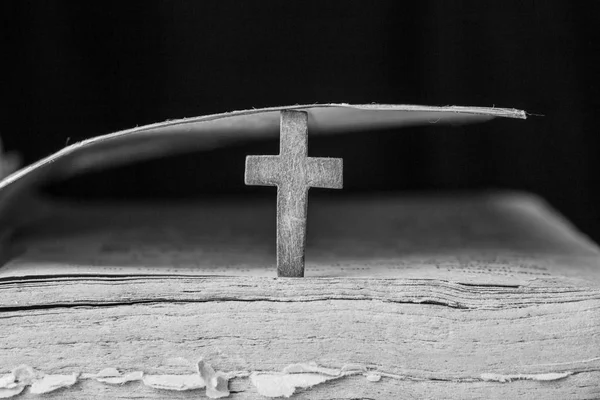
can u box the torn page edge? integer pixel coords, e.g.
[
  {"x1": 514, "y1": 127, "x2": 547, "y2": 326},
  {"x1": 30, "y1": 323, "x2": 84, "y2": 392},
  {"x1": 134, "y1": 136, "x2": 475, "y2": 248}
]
[
  {"x1": 141, "y1": 374, "x2": 204, "y2": 391},
  {"x1": 29, "y1": 373, "x2": 79, "y2": 394},
  {"x1": 0, "y1": 361, "x2": 223, "y2": 398},
  {"x1": 0, "y1": 363, "x2": 575, "y2": 398},
  {"x1": 198, "y1": 358, "x2": 230, "y2": 398},
  {"x1": 250, "y1": 362, "x2": 387, "y2": 398},
  {"x1": 480, "y1": 372, "x2": 574, "y2": 382}
]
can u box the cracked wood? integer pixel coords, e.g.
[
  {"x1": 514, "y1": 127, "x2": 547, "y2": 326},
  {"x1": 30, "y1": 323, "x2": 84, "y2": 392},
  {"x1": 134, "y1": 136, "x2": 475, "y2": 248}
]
[{"x1": 245, "y1": 110, "x2": 343, "y2": 277}]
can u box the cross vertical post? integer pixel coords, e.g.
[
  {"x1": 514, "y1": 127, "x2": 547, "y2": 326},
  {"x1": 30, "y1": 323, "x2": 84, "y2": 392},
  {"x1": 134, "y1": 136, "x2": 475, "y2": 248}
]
[{"x1": 245, "y1": 110, "x2": 343, "y2": 277}]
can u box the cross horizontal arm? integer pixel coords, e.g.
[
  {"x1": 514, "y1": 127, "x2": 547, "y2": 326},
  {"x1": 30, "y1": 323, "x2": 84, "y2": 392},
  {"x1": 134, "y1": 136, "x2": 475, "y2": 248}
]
[
  {"x1": 306, "y1": 157, "x2": 343, "y2": 189},
  {"x1": 245, "y1": 155, "x2": 281, "y2": 186}
]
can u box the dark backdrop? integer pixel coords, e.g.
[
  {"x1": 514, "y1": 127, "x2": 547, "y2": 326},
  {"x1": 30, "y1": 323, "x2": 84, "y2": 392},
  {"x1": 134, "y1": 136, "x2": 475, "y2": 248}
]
[{"x1": 2, "y1": 1, "x2": 600, "y2": 242}]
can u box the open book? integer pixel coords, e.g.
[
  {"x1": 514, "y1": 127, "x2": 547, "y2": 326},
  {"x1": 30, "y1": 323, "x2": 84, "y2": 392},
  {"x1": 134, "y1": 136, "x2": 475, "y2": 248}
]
[{"x1": 0, "y1": 105, "x2": 598, "y2": 399}]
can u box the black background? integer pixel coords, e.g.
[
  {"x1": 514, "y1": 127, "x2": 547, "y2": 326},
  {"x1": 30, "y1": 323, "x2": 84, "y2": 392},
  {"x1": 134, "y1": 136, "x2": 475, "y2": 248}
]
[{"x1": 2, "y1": 2, "x2": 600, "y2": 241}]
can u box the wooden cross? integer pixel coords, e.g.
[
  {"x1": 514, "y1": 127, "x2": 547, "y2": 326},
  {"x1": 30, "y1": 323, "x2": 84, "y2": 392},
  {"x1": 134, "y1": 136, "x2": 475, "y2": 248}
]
[{"x1": 245, "y1": 110, "x2": 343, "y2": 277}]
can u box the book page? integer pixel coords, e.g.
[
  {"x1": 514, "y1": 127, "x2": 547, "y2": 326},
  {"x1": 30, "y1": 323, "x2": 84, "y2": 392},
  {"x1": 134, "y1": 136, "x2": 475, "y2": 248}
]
[
  {"x1": 2, "y1": 192, "x2": 598, "y2": 286},
  {"x1": 0, "y1": 104, "x2": 525, "y2": 236}
]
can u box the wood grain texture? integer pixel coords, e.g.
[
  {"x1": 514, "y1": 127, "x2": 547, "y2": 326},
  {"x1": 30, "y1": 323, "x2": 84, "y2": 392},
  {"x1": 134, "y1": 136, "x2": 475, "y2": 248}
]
[{"x1": 245, "y1": 111, "x2": 342, "y2": 277}]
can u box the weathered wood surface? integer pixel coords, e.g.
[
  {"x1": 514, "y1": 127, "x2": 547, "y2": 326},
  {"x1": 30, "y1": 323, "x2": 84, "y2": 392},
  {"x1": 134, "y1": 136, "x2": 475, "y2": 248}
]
[{"x1": 0, "y1": 193, "x2": 599, "y2": 398}]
